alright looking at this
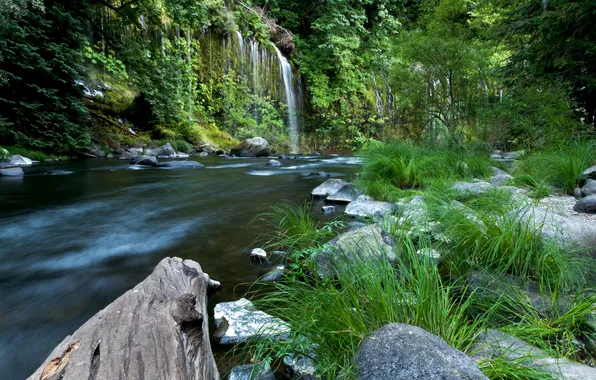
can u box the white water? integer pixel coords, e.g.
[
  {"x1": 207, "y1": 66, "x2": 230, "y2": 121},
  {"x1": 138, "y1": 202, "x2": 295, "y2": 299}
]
[{"x1": 271, "y1": 43, "x2": 299, "y2": 153}]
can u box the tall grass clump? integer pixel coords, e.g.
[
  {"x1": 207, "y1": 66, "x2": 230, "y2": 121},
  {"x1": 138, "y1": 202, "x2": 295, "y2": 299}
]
[
  {"x1": 356, "y1": 141, "x2": 492, "y2": 202},
  {"x1": 243, "y1": 238, "x2": 490, "y2": 378},
  {"x1": 253, "y1": 201, "x2": 343, "y2": 253},
  {"x1": 158, "y1": 138, "x2": 194, "y2": 153},
  {"x1": 515, "y1": 140, "x2": 596, "y2": 194}
]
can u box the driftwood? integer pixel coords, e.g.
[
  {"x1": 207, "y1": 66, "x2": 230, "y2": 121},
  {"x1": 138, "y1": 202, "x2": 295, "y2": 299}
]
[{"x1": 28, "y1": 257, "x2": 220, "y2": 380}]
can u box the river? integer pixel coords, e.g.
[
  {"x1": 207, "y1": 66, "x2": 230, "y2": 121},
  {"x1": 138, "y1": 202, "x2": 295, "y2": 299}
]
[{"x1": 0, "y1": 154, "x2": 360, "y2": 379}]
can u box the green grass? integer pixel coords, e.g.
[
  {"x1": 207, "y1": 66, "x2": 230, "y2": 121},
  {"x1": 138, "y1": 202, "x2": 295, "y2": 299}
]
[
  {"x1": 514, "y1": 140, "x2": 596, "y2": 195},
  {"x1": 157, "y1": 138, "x2": 194, "y2": 153},
  {"x1": 477, "y1": 356, "x2": 556, "y2": 380},
  {"x1": 356, "y1": 141, "x2": 492, "y2": 202},
  {"x1": 3, "y1": 146, "x2": 50, "y2": 161}
]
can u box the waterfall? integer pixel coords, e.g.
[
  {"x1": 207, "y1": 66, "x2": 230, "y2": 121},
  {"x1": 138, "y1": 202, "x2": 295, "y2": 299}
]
[
  {"x1": 250, "y1": 39, "x2": 260, "y2": 123},
  {"x1": 271, "y1": 43, "x2": 299, "y2": 153},
  {"x1": 373, "y1": 77, "x2": 384, "y2": 117}
]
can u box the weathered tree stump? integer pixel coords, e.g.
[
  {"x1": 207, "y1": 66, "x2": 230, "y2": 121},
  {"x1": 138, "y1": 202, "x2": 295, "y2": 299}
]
[{"x1": 28, "y1": 257, "x2": 220, "y2": 380}]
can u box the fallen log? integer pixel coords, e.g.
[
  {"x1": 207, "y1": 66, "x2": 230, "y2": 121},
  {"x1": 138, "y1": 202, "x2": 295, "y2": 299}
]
[{"x1": 28, "y1": 257, "x2": 220, "y2": 380}]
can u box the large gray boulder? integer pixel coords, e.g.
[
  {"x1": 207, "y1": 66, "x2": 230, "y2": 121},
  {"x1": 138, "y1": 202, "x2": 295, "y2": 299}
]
[
  {"x1": 453, "y1": 181, "x2": 493, "y2": 196},
  {"x1": 212, "y1": 298, "x2": 289, "y2": 345},
  {"x1": 311, "y1": 179, "x2": 348, "y2": 198},
  {"x1": 574, "y1": 194, "x2": 596, "y2": 213},
  {"x1": 356, "y1": 323, "x2": 488, "y2": 380},
  {"x1": 145, "y1": 143, "x2": 177, "y2": 157},
  {"x1": 316, "y1": 224, "x2": 396, "y2": 278},
  {"x1": 27, "y1": 257, "x2": 220, "y2": 380},
  {"x1": 472, "y1": 329, "x2": 596, "y2": 380},
  {"x1": 230, "y1": 137, "x2": 270, "y2": 157},
  {"x1": 0, "y1": 165, "x2": 24, "y2": 176},
  {"x1": 130, "y1": 155, "x2": 158, "y2": 166},
  {"x1": 345, "y1": 199, "x2": 397, "y2": 220},
  {"x1": 157, "y1": 161, "x2": 205, "y2": 169},
  {"x1": 326, "y1": 183, "x2": 362, "y2": 202}
]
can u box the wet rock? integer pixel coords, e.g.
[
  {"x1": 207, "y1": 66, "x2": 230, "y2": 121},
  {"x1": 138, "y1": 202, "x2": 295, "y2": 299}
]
[
  {"x1": 266, "y1": 159, "x2": 282, "y2": 167},
  {"x1": 326, "y1": 184, "x2": 362, "y2": 203},
  {"x1": 145, "y1": 143, "x2": 176, "y2": 157},
  {"x1": 198, "y1": 151, "x2": 209, "y2": 157},
  {"x1": 229, "y1": 364, "x2": 274, "y2": 380},
  {"x1": 230, "y1": 137, "x2": 270, "y2": 157},
  {"x1": 262, "y1": 265, "x2": 285, "y2": 282},
  {"x1": 213, "y1": 298, "x2": 290, "y2": 344},
  {"x1": 472, "y1": 329, "x2": 596, "y2": 380},
  {"x1": 130, "y1": 155, "x2": 158, "y2": 166},
  {"x1": 250, "y1": 248, "x2": 269, "y2": 264},
  {"x1": 6, "y1": 155, "x2": 33, "y2": 166},
  {"x1": 316, "y1": 224, "x2": 397, "y2": 278},
  {"x1": 490, "y1": 174, "x2": 513, "y2": 186},
  {"x1": 453, "y1": 181, "x2": 493, "y2": 196},
  {"x1": 311, "y1": 178, "x2": 348, "y2": 198},
  {"x1": 157, "y1": 161, "x2": 205, "y2": 169},
  {"x1": 175, "y1": 152, "x2": 190, "y2": 158},
  {"x1": 581, "y1": 179, "x2": 596, "y2": 197},
  {"x1": 573, "y1": 194, "x2": 596, "y2": 213},
  {"x1": 0, "y1": 166, "x2": 24, "y2": 176},
  {"x1": 356, "y1": 323, "x2": 488, "y2": 380},
  {"x1": 345, "y1": 199, "x2": 397, "y2": 221},
  {"x1": 322, "y1": 205, "x2": 336, "y2": 213}
]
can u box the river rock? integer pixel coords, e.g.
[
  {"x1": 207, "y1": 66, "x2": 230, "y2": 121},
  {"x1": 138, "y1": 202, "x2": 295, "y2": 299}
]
[
  {"x1": 0, "y1": 166, "x2": 24, "y2": 176},
  {"x1": 322, "y1": 205, "x2": 336, "y2": 213},
  {"x1": 316, "y1": 224, "x2": 396, "y2": 278},
  {"x1": 490, "y1": 166, "x2": 508, "y2": 176},
  {"x1": 145, "y1": 143, "x2": 177, "y2": 157},
  {"x1": 471, "y1": 329, "x2": 596, "y2": 380},
  {"x1": 490, "y1": 173, "x2": 513, "y2": 186},
  {"x1": 574, "y1": 187, "x2": 584, "y2": 199},
  {"x1": 284, "y1": 354, "x2": 317, "y2": 378},
  {"x1": 116, "y1": 151, "x2": 135, "y2": 160},
  {"x1": 490, "y1": 153, "x2": 503, "y2": 160},
  {"x1": 307, "y1": 171, "x2": 330, "y2": 178},
  {"x1": 581, "y1": 166, "x2": 596, "y2": 184},
  {"x1": 26, "y1": 257, "x2": 220, "y2": 380},
  {"x1": 345, "y1": 199, "x2": 397, "y2": 220},
  {"x1": 212, "y1": 298, "x2": 290, "y2": 345},
  {"x1": 581, "y1": 179, "x2": 596, "y2": 197},
  {"x1": 157, "y1": 161, "x2": 205, "y2": 169},
  {"x1": 230, "y1": 137, "x2": 270, "y2": 157},
  {"x1": 356, "y1": 323, "x2": 488, "y2": 380},
  {"x1": 311, "y1": 179, "x2": 348, "y2": 197},
  {"x1": 266, "y1": 159, "x2": 282, "y2": 167},
  {"x1": 502, "y1": 151, "x2": 520, "y2": 160},
  {"x1": 250, "y1": 248, "x2": 269, "y2": 264},
  {"x1": 130, "y1": 155, "x2": 158, "y2": 166},
  {"x1": 573, "y1": 194, "x2": 596, "y2": 213},
  {"x1": 262, "y1": 265, "x2": 285, "y2": 282},
  {"x1": 326, "y1": 183, "x2": 362, "y2": 202},
  {"x1": 7, "y1": 154, "x2": 33, "y2": 166},
  {"x1": 453, "y1": 181, "x2": 493, "y2": 196},
  {"x1": 229, "y1": 364, "x2": 274, "y2": 380}
]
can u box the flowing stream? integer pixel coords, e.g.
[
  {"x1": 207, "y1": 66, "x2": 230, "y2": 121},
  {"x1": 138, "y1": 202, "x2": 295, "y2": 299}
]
[{"x1": 0, "y1": 155, "x2": 360, "y2": 379}]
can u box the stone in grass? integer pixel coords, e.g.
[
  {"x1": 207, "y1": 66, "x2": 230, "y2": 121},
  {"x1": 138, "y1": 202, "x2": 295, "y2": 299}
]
[
  {"x1": 229, "y1": 364, "x2": 275, "y2": 380},
  {"x1": 490, "y1": 174, "x2": 513, "y2": 187},
  {"x1": 250, "y1": 248, "x2": 269, "y2": 264},
  {"x1": 471, "y1": 329, "x2": 596, "y2": 380},
  {"x1": 490, "y1": 166, "x2": 508, "y2": 176},
  {"x1": 344, "y1": 199, "x2": 397, "y2": 221},
  {"x1": 453, "y1": 181, "x2": 493, "y2": 196},
  {"x1": 213, "y1": 298, "x2": 290, "y2": 345},
  {"x1": 322, "y1": 205, "x2": 336, "y2": 213},
  {"x1": 284, "y1": 354, "x2": 317, "y2": 379},
  {"x1": 326, "y1": 184, "x2": 362, "y2": 203},
  {"x1": 581, "y1": 179, "x2": 596, "y2": 197},
  {"x1": 311, "y1": 178, "x2": 348, "y2": 198},
  {"x1": 261, "y1": 265, "x2": 285, "y2": 282},
  {"x1": 356, "y1": 323, "x2": 488, "y2": 380},
  {"x1": 573, "y1": 194, "x2": 596, "y2": 214},
  {"x1": 416, "y1": 248, "x2": 441, "y2": 263}
]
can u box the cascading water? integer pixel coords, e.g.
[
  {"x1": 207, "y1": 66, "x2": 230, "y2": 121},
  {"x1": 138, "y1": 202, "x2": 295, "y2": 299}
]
[{"x1": 271, "y1": 43, "x2": 299, "y2": 153}]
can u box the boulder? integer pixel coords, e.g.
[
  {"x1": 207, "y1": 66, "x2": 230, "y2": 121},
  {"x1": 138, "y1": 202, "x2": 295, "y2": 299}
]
[
  {"x1": 212, "y1": 298, "x2": 290, "y2": 345},
  {"x1": 7, "y1": 154, "x2": 33, "y2": 166},
  {"x1": 130, "y1": 155, "x2": 158, "y2": 166},
  {"x1": 345, "y1": 199, "x2": 397, "y2": 221},
  {"x1": 326, "y1": 184, "x2": 362, "y2": 203},
  {"x1": 230, "y1": 137, "x2": 270, "y2": 157},
  {"x1": 145, "y1": 143, "x2": 177, "y2": 157},
  {"x1": 502, "y1": 151, "x2": 520, "y2": 160},
  {"x1": 356, "y1": 323, "x2": 488, "y2": 380},
  {"x1": 472, "y1": 329, "x2": 596, "y2": 380},
  {"x1": 573, "y1": 194, "x2": 596, "y2": 213},
  {"x1": 574, "y1": 187, "x2": 584, "y2": 199},
  {"x1": 490, "y1": 174, "x2": 513, "y2": 186},
  {"x1": 322, "y1": 205, "x2": 336, "y2": 213},
  {"x1": 27, "y1": 257, "x2": 220, "y2": 380},
  {"x1": 490, "y1": 166, "x2": 508, "y2": 176},
  {"x1": 0, "y1": 166, "x2": 24, "y2": 176},
  {"x1": 157, "y1": 161, "x2": 205, "y2": 169},
  {"x1": 250, "y1": 248, "x2": 269, "y2": 264},
  {"x1": 262, "y1": 265, "x2": 285, "y2": 282},
  {"x1": 229, "y1": 364, "x2": 274, "y2": 380},
  {"x1": 311, "y1": 179, "x2": 348, "y2": 198},
  {"x1": 316, "y1": 224, "x2": 396, "y2": 278},
  {"x1": 266, "y1": 159, "x2": 282, "y2": 167},
  {"x1": 581, "y1": 179, "x2": 596, "y2": 197},
  {"x1": 453, "y1": 181, "x2": 493, "y2": 196}
]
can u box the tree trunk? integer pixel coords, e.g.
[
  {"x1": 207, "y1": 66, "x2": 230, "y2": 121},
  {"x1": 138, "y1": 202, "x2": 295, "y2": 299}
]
[{"x1": 28, "y1": 257, "x2": 220, "y2": 380}]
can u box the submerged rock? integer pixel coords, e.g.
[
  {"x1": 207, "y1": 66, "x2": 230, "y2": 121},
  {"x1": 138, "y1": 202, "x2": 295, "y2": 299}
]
[
  {"x1": 250, "y1": 248, "x2": 269, "y2": 264},
  {"x1": 472, "y1": 329, "x2": 596, "y2": 380},
  {"x1": 213, "y1": 298, "x2": 290, "y2": 344},
  {"x1": 230, "y1": 137, "x2": 270, "y2": 157},
  {"x1": 157, "y1": 161, "x2": 205, "y2": 169},
  {"x1": 229, "y1": 364, "x2": 275, "y2": 380},
  {"x1": 326, "y1": 183, "x2": 362, "y2": 202},
  {"x1": 130, "y1": 155, "x2": 158, "y2": 166},
  {"x1": 345, "y1": 199, "x2": 397, "y2": 220},
  {"x1": 356, "y1": 323, "x2": 488, "y2": 380},
  {"x1": 311, "y1": 179, "x2": 348, "y2": 198},
  {"x1": 266, "y1": 159, "x2": 282, "y2": 167}
]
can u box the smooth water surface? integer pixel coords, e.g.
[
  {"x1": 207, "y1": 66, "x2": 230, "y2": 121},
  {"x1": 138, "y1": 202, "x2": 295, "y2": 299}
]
[{"x1": 0, "y1": 155, "x2": 359, "y2": 379}]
